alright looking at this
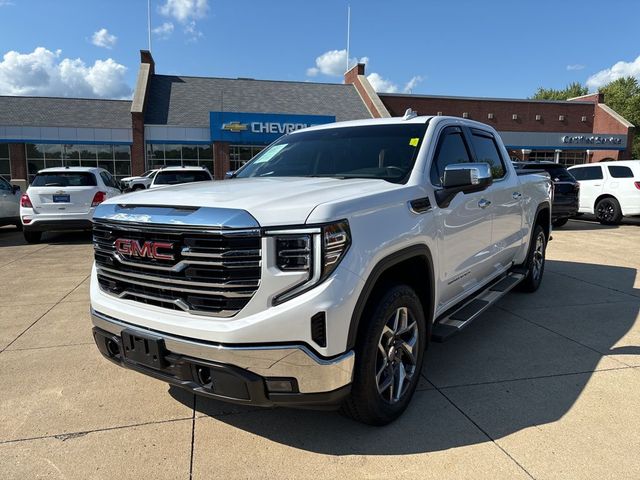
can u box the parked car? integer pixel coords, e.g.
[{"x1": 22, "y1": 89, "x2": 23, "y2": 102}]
[
  {"x1": 120, "y1": 169, "x2": 159, "y2": 191},
  {"x1": 568, "y1": 160, "x2": 640, "y2": 224},
  {"x1": 20, "y1": 167, "x2": 122, "y2": 243},
  {"x1": 90, "y1": 115, "x2": 551, "y2": 425},
  {"x1": 513, "y1": 162, "x2": 579, "y2": 227},
  {"x1": 0, "y1": 176, "x2": 21, "y2": 230},
  {"x1": 148, "y1": 166, "x2": 213, "y2": 188}
]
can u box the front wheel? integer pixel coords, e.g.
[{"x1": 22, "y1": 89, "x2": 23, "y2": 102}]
[
  {"x1": 552, "y1": 217, "x2": 569, "y2": 228},
  {"x1": 518, "y1": 224, "x2": 546, "y2": 292},
  {"x1": 341, "y1": 284, "x2": 427, "y2": 425},
  {"x1": 595, "y1": 197, "x2": 622, "y2": 225}
]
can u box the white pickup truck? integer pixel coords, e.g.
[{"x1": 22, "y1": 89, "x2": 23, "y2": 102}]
[{"x1": 90, "y1": 114, "x2": 551, "y2": 425}]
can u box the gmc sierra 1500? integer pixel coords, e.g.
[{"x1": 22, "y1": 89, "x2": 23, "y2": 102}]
[{"x1": 90, "y1": 113, "x2": 551, "y2": 425}]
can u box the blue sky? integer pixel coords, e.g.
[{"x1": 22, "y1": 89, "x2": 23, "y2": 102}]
[{"x1": 0, "y1": 0, "x2": 638, "y2": 99}]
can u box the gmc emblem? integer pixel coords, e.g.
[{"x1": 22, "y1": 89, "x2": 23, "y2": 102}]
[{"x1": 114, "y1": 238, "x2": 175, "y2": 261}]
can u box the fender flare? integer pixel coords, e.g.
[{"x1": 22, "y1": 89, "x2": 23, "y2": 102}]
[{"x1": 346, "y1": 244, "x2": 435, "y2": 350}]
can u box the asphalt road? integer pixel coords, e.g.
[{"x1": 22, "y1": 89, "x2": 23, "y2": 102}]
[{"x1": 0, "y1": 216, "x2": 639, "y2": 479}]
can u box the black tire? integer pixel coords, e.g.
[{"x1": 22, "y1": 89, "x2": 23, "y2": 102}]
[
  {"x1": 341, "y1": 284, "x2": 427, "y2": 425},
  {"x1": 518, "y1": 224, "x2": 546, "y2": 293},
  {"x1": 23, "y1": 230, "x2": 42, "y2": 244},
  {"x1": 552, "y1": 217, "x2": 569, "y2": 228},
  {"x1": 595, "y1": 197, "x2": 622, "y2": 225}
]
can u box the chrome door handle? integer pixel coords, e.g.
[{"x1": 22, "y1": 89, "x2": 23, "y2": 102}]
[
  {"x1": 512, "y1": 192, "x2": 522, "y2": 199},
  {"x1": 478, "y1": 198, "x2": 492, "y2": 209}
]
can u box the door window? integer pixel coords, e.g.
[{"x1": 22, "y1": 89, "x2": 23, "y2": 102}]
[
  {"x1": 0, "y1": 177, "x2": 11, "y2": 191},
  {"x1": 607, "y1": 166, "x2": 634, "y2": 178},
  {"x1": 470, "y1": 130, "x2": 506, "y2": 179},
  {"x1": 572, "y1": 166, "x2": 603, "y2": 181},
  {"x1": 430, "y1": 128, "x2": 472, "y2": 186}
]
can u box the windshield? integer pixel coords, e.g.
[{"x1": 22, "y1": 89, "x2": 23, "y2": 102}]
[
  {"x1": 154, "y1": 170, "x2": 211, "y2": 185},
  {"x1": 235, "y1": 124, "x2": 428, "y2": 183},
  {"x1": 31, "y1": 172, "x2": 97, "y2": 187}
]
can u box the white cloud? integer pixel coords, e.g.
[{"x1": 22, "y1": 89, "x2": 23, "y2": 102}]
[
  {"x1": 403, "y1": 75, "x2": 423, "y2": 93},
  {"x1": 91, "y1": 28, "x2": 117, "y2": 49},
  {"x1": 586, "y1": 55, "x2": 640, "y2": 90},
  {"x1": 159, "y1": 0, "x2": 208, "y2": 41},
  {"x1": 153, "y1": 22, "x2": 175, "y2": 39},
  {"x1": 566, "y1": 64, "x2": 585, "y2": 71},
  {"x1": 160, "y1": 0, "x2": 208, "y2": 22},
  {"x1": 307, "y1": 49, "x2": 369, "y2": 77},
  {"x1": 0, "y1": 0, "x2": 15, "y2": 6},
  {"x1": 0, "y1": 47, "x2": 131, "y2": 99},
  {"x1": 367, "y1": 72, "x2": 398, "y2": 93}
]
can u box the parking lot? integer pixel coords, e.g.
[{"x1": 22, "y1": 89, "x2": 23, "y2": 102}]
[{"x1": 0, "y1": 217, "x2": 638, "y2": 479}]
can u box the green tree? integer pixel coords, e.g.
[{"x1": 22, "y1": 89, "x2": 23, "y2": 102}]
[
  {"x1": 599, "y1": 77, "x2": 640, "y2": 158},
  {"x1": 531, "y1": 82, "x2": 588, "y2": 101}
]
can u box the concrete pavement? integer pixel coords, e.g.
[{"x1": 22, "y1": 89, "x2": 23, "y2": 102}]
[{"x1": 0, "y1": 217, "x2": 639, "y2": 479}]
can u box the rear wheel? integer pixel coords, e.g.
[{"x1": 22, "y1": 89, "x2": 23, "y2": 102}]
[
  {"x1": 552, "y1": 217, "x2": 569, "y2": 227},
  {"x1": 341, "y1": 284, "x2": 427, "y2": 425},
  {"x1": 595, "y1": 197, "x2": 622, "y2": 225},
  {"x1": 23, "y1": 230, "x2": 42, "y2": 244},
  {"x1": 518, "y1": 224, "x2": 546, "y2": 293}
]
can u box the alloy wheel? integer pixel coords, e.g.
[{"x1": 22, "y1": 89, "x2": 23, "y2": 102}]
[
  {"x1": 532, "y1": 232, "x2": 545, "y2": 281},
  {"x1": 596, "y1": 200, "x2": 615, "y2": 222},
  {"x1": 375, "y1": 306, "x2": 418, "y2": 404}
]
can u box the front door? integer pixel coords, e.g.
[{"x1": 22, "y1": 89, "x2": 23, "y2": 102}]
[{"x1": 430, "y1": 126, "x2": 493, "y2": 312}]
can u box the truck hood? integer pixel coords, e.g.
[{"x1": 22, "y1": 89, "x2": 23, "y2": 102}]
[{"x1": 103, "y1": 177, "x2": 400, "y2": 226}]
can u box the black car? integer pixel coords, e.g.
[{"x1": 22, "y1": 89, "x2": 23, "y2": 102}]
[{"x1": 513, "y1": 162, "x2": 579, "y2": 227}]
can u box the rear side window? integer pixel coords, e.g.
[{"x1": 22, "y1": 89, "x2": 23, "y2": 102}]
[
  {"x1": 154, "y1": 170, "x2": 212, "y2": 185},
  {"x1": 430, "y1": 128, "x2": 472, "y2": 186},
  {"x1": 608, "y1": 166, "x2": 634, "y2": 178},
  {"x1": 570, "y1": 166, "x2": 603, "y2": 181},
  {"x1": 470, "y1": 130, "x2": 506, "y2": 179},
  {"x1": 31, "y1": 172, "x2": 97, "y2": 187}
]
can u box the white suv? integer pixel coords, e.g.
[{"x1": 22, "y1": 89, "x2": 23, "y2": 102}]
[
  {"x1": 568, "y1": 160, "x2": 640, "y2": 224},
  {"x1": 149, "y1": 166, "x2": 213, "y2": 189},
  {"x1": 20, "y1": 167, "x2": 121, "y2": 243}
]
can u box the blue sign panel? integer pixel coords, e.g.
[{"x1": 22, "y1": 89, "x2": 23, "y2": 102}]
[{"x1": 210, "y1": 112, "x2": 335, "y2": 144}]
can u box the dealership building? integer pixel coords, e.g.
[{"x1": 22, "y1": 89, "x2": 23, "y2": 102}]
[{"x1": 0, "y1": 50, "x2": 634, "y2": 188}]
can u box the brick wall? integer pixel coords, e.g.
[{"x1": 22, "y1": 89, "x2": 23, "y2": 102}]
[
  {"x1": 592, "y1": 104, "x2": 634, "y2": 161},
  {"x1": 8, "y1": 143, "x2": 27, "y2": 189},
  {"x1": 380, "y1": 95, "x2": 596, "y2": 133},
  {"x1": 213, "y1": 142, "x2": 229, "y2": 180}
]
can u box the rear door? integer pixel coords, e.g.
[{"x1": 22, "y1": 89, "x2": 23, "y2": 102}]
[
  {"x1": 0, "y1": 177, "x2": 14, "y2": 218},
  {"x1": 28, "y1": 171, "x2": 98, "y2": 214},
  {"x1": 467, "y1": 128, "x2": 524, "y2": 271},
  {"x1": 430, "y1": 126, "x2": 493, "y2": 309},
  {"x1": 570, "y1": 166, "x2": 604, "y2": 213}
]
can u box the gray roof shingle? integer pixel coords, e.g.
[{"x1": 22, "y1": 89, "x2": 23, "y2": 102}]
[
  {"x1": 144, "y1": 75, "x2": 372, "y2": 126},
  {"x1": 0, "y1": 96, "x2": 131, "y2": 128}
]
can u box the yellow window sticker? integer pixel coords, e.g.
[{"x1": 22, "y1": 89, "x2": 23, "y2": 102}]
[{"x1": 409, "y1": 138, "x2": 419, "y2": 147}]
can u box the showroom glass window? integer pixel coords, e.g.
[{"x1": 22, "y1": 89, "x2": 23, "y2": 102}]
[
  {"x1": 0, "y1": 144, "x2": 9, "y2": 181},
  {"x1": 145, "y1": 144, "x2": 214, "y2": 174},
  {"x1": 229, "y1": 145, "x2": 265, "y2": 172},
  {"x1": 559, "y1": 151, "x2": 587, "y2": 166},
  {"x1": 528, "y1": 150, "x2": 555, "y2": 162},
  {"x1": 25, "y1": 143, "x2": 132, "y2": 183}
]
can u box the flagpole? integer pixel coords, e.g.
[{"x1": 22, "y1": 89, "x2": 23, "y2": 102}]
[
  {"x1": 147, "y1": 0, "x2": 152, "y2": 52},
  {"x1": 346, "y1": 5, "x2": 351, "y2": 73}
]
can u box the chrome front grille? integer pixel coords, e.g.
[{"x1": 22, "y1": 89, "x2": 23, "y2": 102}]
[{"x1": 93, "y1": 220, "x2": 261, "y2": 317}]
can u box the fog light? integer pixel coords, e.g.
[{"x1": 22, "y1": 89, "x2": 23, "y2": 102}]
[
  {"x1": 22, "y1": 216, "x2": 32, "y2": 224},
  {"x1": 266, "y1": 378, "x2": 296, "y2": 393}
]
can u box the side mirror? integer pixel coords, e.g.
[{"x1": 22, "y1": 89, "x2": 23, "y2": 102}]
[
  {"x1": 435, "y1": 163, "x2": 493, "y2": 208},
  {"x1": 442, "y1": 163, "x2": 492, "y2": 191},
  {"x1": 225, "y1": 170, "x2": 236, "y2": 179},
  {"x1": 11, "y1": 185, "x2": 20, "y2": 194}
]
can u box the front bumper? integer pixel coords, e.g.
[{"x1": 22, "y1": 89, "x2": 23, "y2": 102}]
[{"x1": 91, "y1": 309, "x2": 354, "y2": 407}]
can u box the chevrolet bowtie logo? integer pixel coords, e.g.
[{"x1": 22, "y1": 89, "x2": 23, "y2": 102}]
[{"x1": 222, "y1": 121, "x2": 248, "y2": 133}]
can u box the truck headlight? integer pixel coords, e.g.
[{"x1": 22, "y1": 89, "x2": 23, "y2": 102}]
[{"x1": 268, "y1": 220, "x2": 351, "y2": 305}]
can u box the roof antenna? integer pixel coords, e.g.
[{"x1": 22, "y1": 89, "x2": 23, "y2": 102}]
[{"x1": 403, "y1": 108, "x2": 417, "y2": 120}]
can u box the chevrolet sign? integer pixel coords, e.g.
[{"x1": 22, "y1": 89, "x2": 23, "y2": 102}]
[{"x1": 211, "y1": 112, "x2": 335, "y2": 143}]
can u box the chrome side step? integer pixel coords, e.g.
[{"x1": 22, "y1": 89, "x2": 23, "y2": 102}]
[{"x1": 431, "y1": 270, "x2": 527, "y2": 342}]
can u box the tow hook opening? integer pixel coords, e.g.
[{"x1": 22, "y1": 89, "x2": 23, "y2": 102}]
[
  {"x1": 196, "y1": 366, "x2": 212, "y2": 386},
  {"x1": 106, "y1": 338, "x2": 120, "y2": 357}
]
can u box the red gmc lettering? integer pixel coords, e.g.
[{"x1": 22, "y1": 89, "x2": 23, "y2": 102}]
[{"x1": 114, "y1": 239, "x2": 174, "y2": 261}]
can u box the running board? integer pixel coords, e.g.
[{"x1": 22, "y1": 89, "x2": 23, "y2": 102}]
[{"x1": 431, "y1": 270, "x2": 527, "y2": 342}]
